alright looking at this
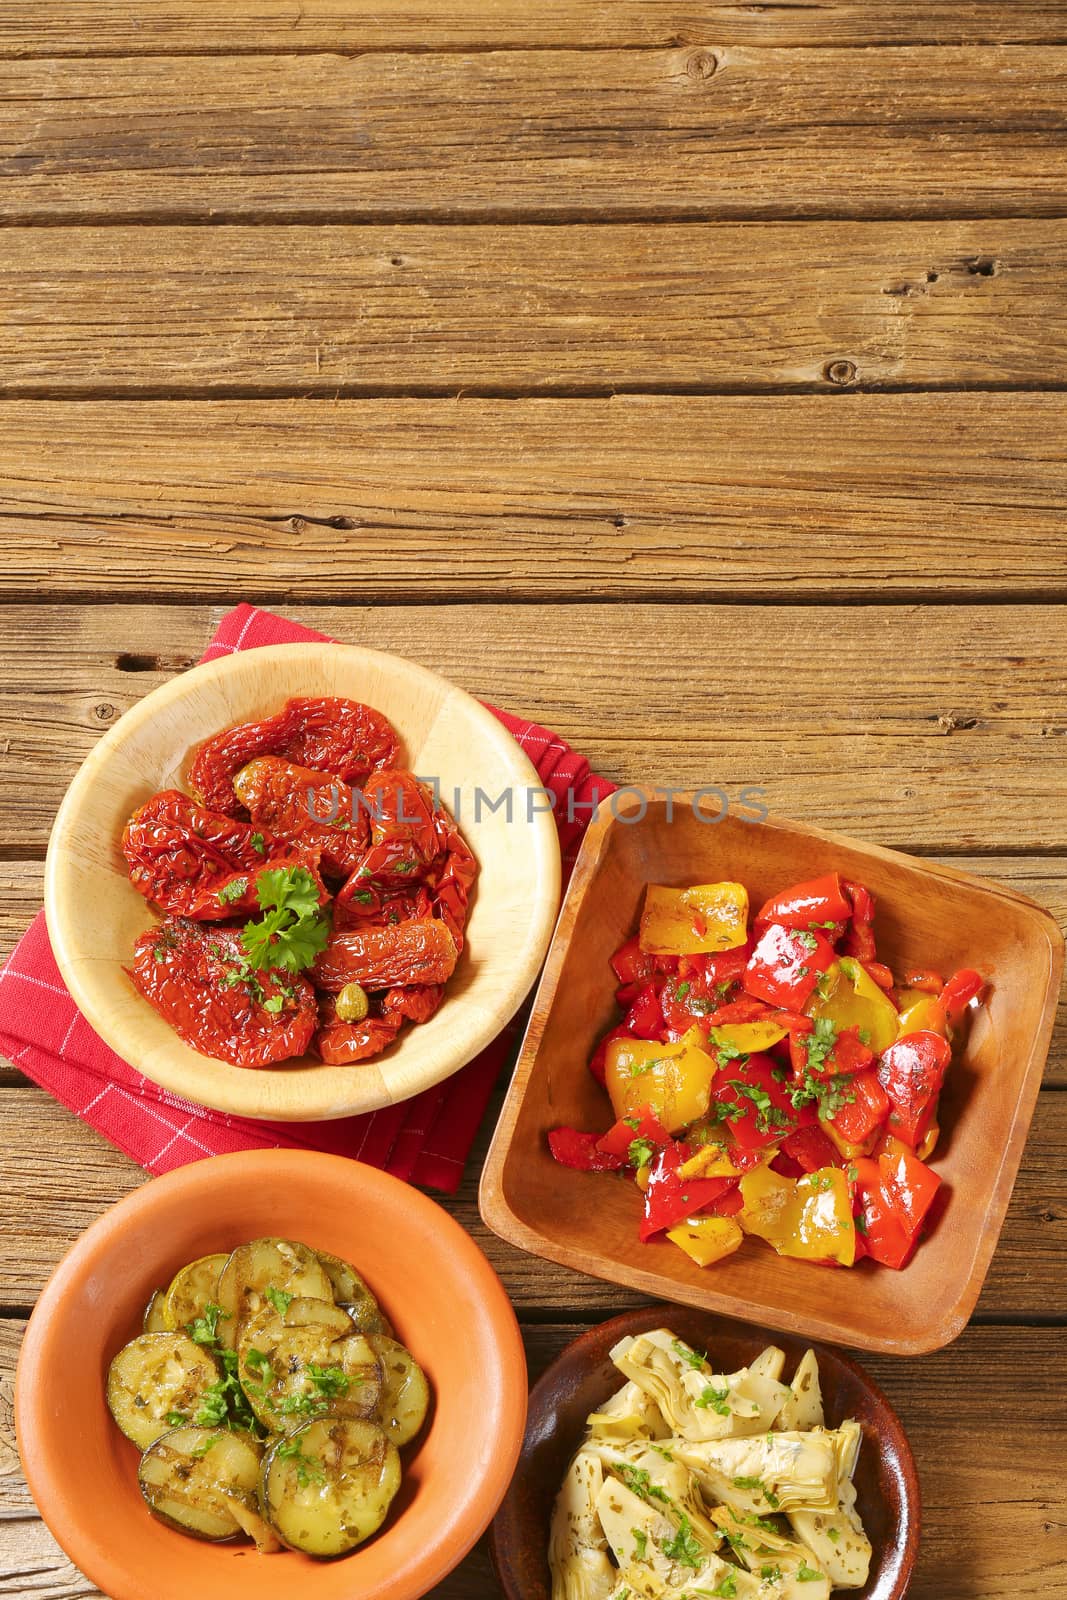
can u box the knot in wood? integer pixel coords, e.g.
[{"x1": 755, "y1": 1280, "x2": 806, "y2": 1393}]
[
  {"x1": 825, "y1": 359, "x2": 857, "y2": 386},
  {"x1": 686, "y1": 50, "x2": 718, "y2": 81}
]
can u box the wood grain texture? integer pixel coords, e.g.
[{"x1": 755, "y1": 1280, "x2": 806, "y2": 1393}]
[
  {"x1": 4, "y1": 1, "x2": 1067, "y2": 54},
  {"x1": 3, "y1": 222, "x2": 1064, "y2": 395},
  {"x1": 2, "y1": 397, "x2": 1065, "y2": 602},
  {"x1": 3, "y1": 47, "x2": 1067, "y2": 221},
  {"x1": 2, "y1": 603, "x2": 1067, "y2": 856},
  {"x1": 0, "y1": 1086, "x2": 1062, "y2": 1317},
  {"x1": 3, "y1": 1319, "x2": 1063, "y2": 1598}
]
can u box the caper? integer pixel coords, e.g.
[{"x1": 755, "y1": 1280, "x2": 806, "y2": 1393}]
[{"x1": 336, "y1": 982, "x2": 369, "y2": 1023}]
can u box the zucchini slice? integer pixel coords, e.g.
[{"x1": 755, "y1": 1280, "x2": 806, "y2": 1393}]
[
  {"x1": 106, "y1": 1333, "x2": 220, "y2": 1450},
  {"x1": 238, "y1": 1309, "x2": 382, "y2": 1433},
  {"x1": 369, "y1": 1336, "x2": 430, "y2": 1447},
  {"x1": 216, "y1": 1238, "x2": 333, "y2": 1349},
  {"x1": 163, "y1": 1253, "x2": 230, "y2": 1333},
  {"x1": 315, "y1": 1249, "x2": 391, "y2": 1336},
  {"x1": 139, "y1": 1426, "x2": 262, "y2": 1542},
  {"x1": 282, "y1": 1297, "x2": 354, "y2": 1337},
  {"x1": 260, "y1": 1417, "x2": 401, "y2": 1556},
  {"x1": 143, "y1": 1288, "x2": 172, "y2": 1335}
]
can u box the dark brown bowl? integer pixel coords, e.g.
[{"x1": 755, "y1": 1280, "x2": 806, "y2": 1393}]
[{"x1": 491, "y1": 1306, "x2": 919, "y2": 1600}]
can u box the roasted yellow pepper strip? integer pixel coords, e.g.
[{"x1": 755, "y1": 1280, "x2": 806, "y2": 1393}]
[
  {"x1": 639, "y1": 882, "x2": 749, "y2": 955},
  {"x1": 806, "y1": 956, "x2": 899, "y2": 1054},
  {"x1": 738, "y1": 1165, "x2": 856, "y2": 1265},
  {"x1": 604, "y1": 1025, "x2": 716, "y2": 1133},
  {"x1": 709, "y1": 1019, "x2": 789, "y2": 1055},
  {"x1": 667, "y1": 1215, "x2": 744, "y2": 1268}
]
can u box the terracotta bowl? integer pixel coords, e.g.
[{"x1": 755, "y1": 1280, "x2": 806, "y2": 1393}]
[
  {"x1": 15, "y1": 1148, "x2": 528, "y2": 1600},
  {"x1": 480, "y1": 792, "x2": 1063, "y2": 1354},
  {"x1": 491, "y1": 1306, "x2": 919, "y2": 1600},
  {"x1": 43, "y1": 641, "x2": 561, "y2": 1120}
]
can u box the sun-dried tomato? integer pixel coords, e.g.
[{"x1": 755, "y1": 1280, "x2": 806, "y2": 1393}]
[
  {"x1": 189, "y1": 696, "x2": 400, "y2": 816},
  {"x1": 129, "y1": 919, "x2": 317, "y2": 1067},
  {"x1": 122, "y1": 790, "x2": 327, "y2": 920},
  {"x1": 314, "y1": 1002, "x2": 403, "y2": 1065},
  {"x1": 314, "y1": 918, "x2": 459, "y2": 992},
  {"x1": 231, "y1": 756, "x2": 368, "y2": 877}
]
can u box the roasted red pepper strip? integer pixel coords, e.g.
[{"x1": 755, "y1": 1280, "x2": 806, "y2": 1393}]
[
  {"x1": 611, "y1": 935, "x2": 655, "y2": 987},
  {"x1": 880, "y1": 1145, "x2": 942, "y2": 1235},
  {"x1": 861, "y1": 960, "x2": 896, "y2": 994},
  {"x1": 623, "y1": 982, "x2": 667, "y2": 1042},
  {"x1": 742, "y1": 924, "x2": 835, "y2": 1010},
  {"x1": 780, "y1": 1123, "x2": 841, "y2": 1173},
  {"x1": 902, "y1": 968, "x2": 945, "y2": 994},
  {"x1": 877, "y1": 1029, "x2": 952, "y2": 1147},
  {"x1": 640, "y1": 1140, "x2": 738, "y2": 1240},
  {"x1": 841, "y1": 879, "x2": 877, "y2": 962},
  {"x1": 548, "y1": 1128, "x2": 626, "y2": 1173},
  {"x1": 851, "y1": 1157, "x2": 915, "y2": 1269},
  {"x1": 596, "y1": 1108, "x2": 672, "y2": 1161},
  {"x1": 755, "y1": 872, "x2": 852, "y2": 931},
  {"x1": 710, "y1": 1051, "x2": 807, "y2": 1149},
  {"x1": 789, "y1": 1022, "x2": 874, "y2": 1083},
  {"x1": 828, "y1": 1068, "x2": 890, "y2": 1145},
  {"x1": 939, "y1": 968, "x2": 986, "y2": 1024}
]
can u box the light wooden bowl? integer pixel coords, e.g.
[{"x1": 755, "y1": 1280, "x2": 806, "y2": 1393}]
[
  {"x1": 44, "y1": 642, "x2": 561, "y2": 1120},
  {"x1": 480, "y1": 791, "x2": 1063, "y2": 1355}
]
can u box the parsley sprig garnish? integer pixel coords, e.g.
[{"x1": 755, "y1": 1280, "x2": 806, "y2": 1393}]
[{"x1": 241, "y1": 866, "x2": 330, "y2": 974}]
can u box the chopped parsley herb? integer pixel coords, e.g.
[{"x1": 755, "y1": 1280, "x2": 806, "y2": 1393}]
[
  {"x1": 631, "y1": 1529, "x2": 648, "y2": 1560},
  {"x1": 392, "y1": 860, "x2": 417, "y2": 874},
  {"x1": 250, "y1": 832, "x2": 267, "y2": 855},
  {"x1": 796, "y1": 965, "x2": 810, "y2": 978},
  {"x1": 827, "y1": 1526, "x2": 841, "y2": 1542},
  {"x1": 800, "y1": 1016, "x2": 838, "y2": 1073},
  {"x1": 277, "y1": 1391, "x2": 324, "y2": 1419},
  {"x1": 307, "y1": 1362, "x2": 351, "y2": 1399},
  {"x1": 244, "y1": 1347, "x2": 271, "y2": 1373},
  {"x1": 795, "y1": 930, "x2": 819, "y2": 951},
  {"x1": 353, "y1": 889, "x2": 375, "y2": 905},
  {"x1": 790, "y1": 1067, "x2": 856, "y2": 1121},
  {"x1": 714, "y1": 1040, "x2": 750, "y2": 1067},
  {"x1": 659, "y1": 1516, "x2": 703, "y2": 1571},
  {"x1": 189, "y1": 1433, "x2": 221, "y2": 1458},
  {"x1": 695, "y1": 1383, "x2": 732, "y2": 1416},
  {"x1": 815, "y1": 971, "x2": 836, "y2": 1001},
  {"x1": 807, "y1": 1173, "x2": 835, "y2": 1193},
  {"x1": 649, "y1": 1444, "x2": 675, "y2": 1462},
  {"x1": 264, "y1": 1285, "x2": 293, "y2": 1316},
  {"x1": 628, "y1": 1137, "x2": 656, "y2": 1170},
  {"x1": 217, "y1": 877, "x2": 248, "y2": 906},
  {"x1": 276, "y1": 1436, "x2": 325, "y2": 1486},
  {"x1": 262, "y1": 993, "x2": 285, "y2": 1014},
  {"x1": 186, "y1": 1302, "x2": 230, "y2": 1346},
  {"x1": 616, "y1": 1464, "x2": 670, "y2": 1505},
  {"x1": 732, "y1": 1476, "x2": 780, "y2": 1509},
  {"x1": 194, "y1": 1382, "x2": 232, "y2": 1427},
  {"x1": 709, "y1": 1576, "x2": 737, "y2": 1598},
  {"x1": 722, "y1": 1080, "x2": 792, "y2": 1134},
  {"x1": 858, "y1": 1028, "x2": 872, "y2": 1046},
  {"x1": 671, "y1": 1339, "x2": 708, "y2": 1371},
  {"x1": 165, "y1": 1410, "x2": 187, "y2": 1426},
  {"x1": 623, "y1": 1116, "x2": 641, "y2": 1131},
  {"x1": 675, "y1": 981, "x2": 692, "y2": 999},
  {"x1": 760, "y1": 1566, "x2": 783, "y2": 1583},
  {"x1": 856, "y1": 1211, "x2": 870, "y2": 1236},
  {"x1": 797, "y1": 1562, "x2": 822, "y2": 1581}
]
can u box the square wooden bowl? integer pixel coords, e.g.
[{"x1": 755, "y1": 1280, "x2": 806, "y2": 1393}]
[{"x1": 480, "y1": 792, "x2": 1063, "y2": 1355}]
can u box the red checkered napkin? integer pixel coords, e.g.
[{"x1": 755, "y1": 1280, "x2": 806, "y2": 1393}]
[{"x1": 0, "y1": 605, "x2": 614, "y2": 1192}]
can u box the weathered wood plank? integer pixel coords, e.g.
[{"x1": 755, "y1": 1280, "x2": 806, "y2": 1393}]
[
  {"x1": 2, "y1": 398, "x2": 1066, "y2": 602},
  {"x1": 3, "y1": 48, "x2": 1067, "y2": 221},
  {"x1": 4, "y1": 2, "x2": 1067, "y2": 54},
  {"x1": 1, "y1": 603, "x2": 1066, "y2": 856},
  {"x1": 4, "y1": 856, "x2": 1064, "y2": 1082},
  {"x1": 0, "y1": 1317, "x2": 1063, "y2": 1598},
  {"x1": 3, "y1": 222, "x2": 1063, "y2": 395},
  {"x1": 0, "y1": 1087, "x2": 1061, "y2": 1317}
]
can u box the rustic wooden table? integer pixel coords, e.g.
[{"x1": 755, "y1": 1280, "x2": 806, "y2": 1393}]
[{"x1": 1, "y1": 4, "x2": 1066, "y2": 1597}]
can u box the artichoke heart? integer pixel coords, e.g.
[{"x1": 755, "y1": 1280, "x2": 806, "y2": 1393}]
[
  {"x1": 611, "y1": 1329, "x2": 791, "y2": 1443},
  {"x1": 550, "y1": 1450, "x2": 618, "y2": 1600},
  {"x1": 588, "y1": 1380, "x2": 672, "y2": 1444},
  {"x1": 673, "y1": 1430, "x2": 838, "y2": 1515}
]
